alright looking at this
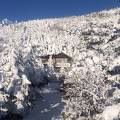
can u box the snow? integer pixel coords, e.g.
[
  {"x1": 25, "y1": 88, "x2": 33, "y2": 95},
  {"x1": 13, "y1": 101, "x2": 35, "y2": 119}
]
[
  {"x1": 102, "y1": 104, "x2": 120, "y2": 120},
  {"x1": 0, "y1": 7, "x2": 120, "y2": 119},
  {"x1": 24, "y1": 81, "x2": 64, "y2": 120},
  {"x1": 22, "y1": 74, "x2": 31, "y2": 85}
]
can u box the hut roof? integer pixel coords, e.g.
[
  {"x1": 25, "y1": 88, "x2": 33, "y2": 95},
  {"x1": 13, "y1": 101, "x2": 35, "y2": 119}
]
[
  {"x1": 40, "y1": 54, "x2": 50, "y2": 59},
  {"x1": 40, "y1": 52, "x2": 72, "y2": 60},
  {"x1": 52, "y1": 52, "x2": 72, "y2": 59}
]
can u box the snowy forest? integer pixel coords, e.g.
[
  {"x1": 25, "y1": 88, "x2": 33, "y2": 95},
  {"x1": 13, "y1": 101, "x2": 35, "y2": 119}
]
[{"x1": 0, "y1": 8, "x2": 120, "y2": 120}]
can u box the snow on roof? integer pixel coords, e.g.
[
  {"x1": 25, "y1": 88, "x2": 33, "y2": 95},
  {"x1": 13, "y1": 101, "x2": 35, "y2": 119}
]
[{"x1": 40, "y1": 52, "x2": 72, "y2": 60}]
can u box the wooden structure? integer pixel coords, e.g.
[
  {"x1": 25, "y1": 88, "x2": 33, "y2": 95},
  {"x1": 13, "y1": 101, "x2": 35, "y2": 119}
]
[{"x1": 40, "y1": 52, "x2": 72, "y2": 72}]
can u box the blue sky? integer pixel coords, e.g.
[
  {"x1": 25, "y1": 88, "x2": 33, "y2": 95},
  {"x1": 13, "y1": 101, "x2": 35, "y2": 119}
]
[{"x1": 0, "y1": 0, "x2": 120, "y2": 21}]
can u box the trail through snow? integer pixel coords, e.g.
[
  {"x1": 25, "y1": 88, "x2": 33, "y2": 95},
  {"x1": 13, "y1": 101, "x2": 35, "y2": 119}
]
[{"x1": 24, "y1": 81, "x2": 64, "y2": 120}]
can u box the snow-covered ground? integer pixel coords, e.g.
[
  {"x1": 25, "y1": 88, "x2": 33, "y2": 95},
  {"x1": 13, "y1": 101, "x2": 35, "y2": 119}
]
[
  {"x1": 0, "y1": 7, "x2": 120, "y2": 120},
  {"x1": 23, "y1": 81, "x2": 64, "y2": 120}
]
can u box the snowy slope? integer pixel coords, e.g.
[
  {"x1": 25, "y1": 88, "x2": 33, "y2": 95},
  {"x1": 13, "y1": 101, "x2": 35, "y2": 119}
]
[{"x1": 0, "y1": 7, "x2": 120, "y2": 119}]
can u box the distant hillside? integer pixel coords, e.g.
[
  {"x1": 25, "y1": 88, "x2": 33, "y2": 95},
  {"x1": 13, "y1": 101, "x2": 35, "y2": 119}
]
[{"x1": 0, "y1": 8, "x2": 120, "y2": 119}]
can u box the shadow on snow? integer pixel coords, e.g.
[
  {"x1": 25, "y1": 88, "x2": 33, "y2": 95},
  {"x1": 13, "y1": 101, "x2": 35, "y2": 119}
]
[{"x1": 24, "y1": 82, "x2": 64, "y2": 120}]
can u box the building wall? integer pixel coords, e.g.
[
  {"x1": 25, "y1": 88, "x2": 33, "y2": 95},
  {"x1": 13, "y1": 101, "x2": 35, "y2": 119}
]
[
  {"x1": 41, "y1": 58, "x2": 49, "y2": 64},
  {"x1": 54, "y1": 58, "x2": 68, "y2": 63},
  {"x1": 41, "y1": 56, "x2": 71, "y2": 69}
]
